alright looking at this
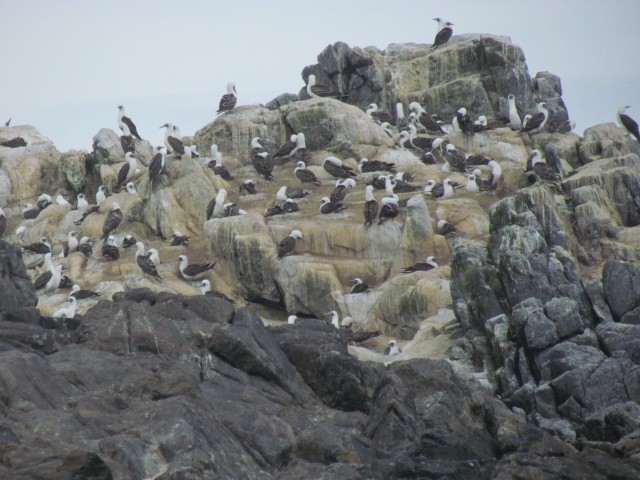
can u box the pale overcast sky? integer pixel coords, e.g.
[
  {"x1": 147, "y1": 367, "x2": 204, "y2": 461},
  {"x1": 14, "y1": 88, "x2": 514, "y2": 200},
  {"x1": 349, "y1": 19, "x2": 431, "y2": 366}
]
[{"x1": 2, "y1": 0, "x2": 639, "y2": 152}]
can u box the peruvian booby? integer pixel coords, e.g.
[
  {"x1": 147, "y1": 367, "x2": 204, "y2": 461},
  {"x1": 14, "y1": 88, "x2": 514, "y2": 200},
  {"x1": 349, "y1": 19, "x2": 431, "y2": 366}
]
[
  {"x1": 76, "y1": 193, "x2": 89, "y2": 210},
  {"x1": 272, "y1": 134, "x2": 299, "y2": 161},
  {"x1": 287, "y1": 315, "x2": 297, "y2": 325},
  {"x1": 148, "y1": 248, "x2": 160, "y2": 265},
  {"x1": 282, "y1": 198, "x2": 299, "y2": 213},
  {"x1": 408, "y1": 102, "x2": 447, "y2": 134},
  {"x1": 250, "y1": 137, "x2": 266, "y2": 156},
  {"x1": 122, "y1": 234, "x2": 137, "y2": 249},
  {"x1": 102, "y1": 235, "x2": 120, "y2": 261},
  {"x1": 385, "y1": 339, "x2": 401, "y2": 356},
  {"x1": 617, "y1": 106, "x2": 640, "y2": 141},
  {"x1": 323, "y1": 156, "x2": 357, "y2": 179},
  {"x1": 466, "y1": 174, "x2": 492, "y2": 193},
  {"x1": 395, "y1": 103, "x2": 408, "y2": 130},
  {"x1": 209, "y1": 144, "x2": 233, "y2": 180},
  {"x1": 319, "y1": 197, "x2": 347, "y2": 214},
  {"x1": 77, "y1": 237, "x2": 93, "y2": 256},
  {"x1": 0, "y1": 137, "x2": 28, "y2": 148},
  {"x1": 306, "y1": 74, "x2": 338, "y2": 98},
  {"x1": 294, "y1": 161, "x2": 322, "y2": 186},
  {"x1": 206, "y1": 188, "x2": 227, "y2": 219},
  {"x1": 189, "y1": 145, "x2": 200, "y2": 158},
  {"x1": 507, "y1": 94, "x2": 522, "y2": 129},
  {"x1": 351, "y1": 277, "x2": 370, "y2": 294},
  {"x1": 358, "y1": 157, "x2": 396, "y2": 174},
  {"x1": 437, "y1": 220, "x2": 458, "y2": 236},
  {"x1": 22, "y1": 203, "x2": 40, "y2": 220},
  {"x1": 239, "y1": 179, "x2": 258, "y2": 195},
  {"x1": 149, "y1": 146, "x2": 166, "y2": 182},
  {"x1": 430, "y1": 18, "x2": 454, "y2": 52},
  {"x1": 59, "y1": 275, "x2": 74, "y2": 290},
  {"x1": 473, "y1": 116, "x2": 489, "y2": 132},
  {"x1": 368, "y1": 175, "x2": 388, "y2": 190},
  {"x1": 134, "y1": 242, "x2": 162, "y2": 281},
  {"x1": 15, "y1": 225, "x2": 27, "y2": 241},
  {"x1": 0, "y1": 207, "x2": 5, "y2": 237},
  {"x1": 33, "y1": 253, "x2": 55, "y2": 290},
  {"x1": 554, "y1": 120, "x2": 576, "y2": 134},
  {"x1": 101, "y1": 202, "x2": 123, "y2": 240},
  {"x1": 394, "y1": 171, "x2": 415, "y2": 182},
  {"x1": 396, "y1": 130, "x2": 412, "y2": 149},
  {"x1": 456, "y1": 108, "x2": 475, "y2": 136},
  {"x1": 444, "y1": 144, "x2": 467, "y2": 173},
  {"x1": 45, "y1": 265, "x2": 63, "y2": 294},
  {"x1": 363, "y1": 185, "x2": 379, "y2": 227},
  {"x1": 403, "y1": 256, "x2": 438, "y2": 273},
  {"x1": 378, "y1": 195, "x2": 400, "y2": 224},
  {"x1": 330, "y1": 178, "x2": 356, "y2": 203},
  {"x1": 37, "y1": 193, "x2": 52, "y2": 210},
  {"x1": 160, "y1": 123, "x2": 185, "y2": 156},
  {"x1": 117, "y1": 105, "x2": 142, "y2": 140},
  {"x1": 217, "y1": 81, "x2": 238, "y2": 113},
  {"x1": 366, "y1": 103, "x2": 393, "y2": 123},
  {"x1": 53, "y1": 296, "x2": 77, "y2": 319},
  {"x1": 517, "y1": 102, "x2": 548, "y2": 136},
  {"x1": 178, "y1": 255, "x2": 216, "y2": 280},
  {"x1": 430, "y1": 179, "x2": 454, "y2": 200},
  {"x1": 292, "y1": 133, "x2": 310, "y2": 163},
  {"x1": 488, "y1": 160, "x2": 502, "y2": 187},
  {"x1": 70, "y1": 284, "x2": 100, "y2": 300},
  {"x1": 379, "y1": 122, "x2": 394, "y2": 138},
  {"x1": 96, "y1": 185, "x2": 108, "y2": 206},
  {"x1": 277, "y1": 185, "x2": 310, "y2": 202},
  {"x1": 170, "y1": 231, "x2": 189, "y2": 246},
  {"x1": 56, "y1": 195, "x2": 70, "y2": 206},
  {"x1": 126, "y1": 182, "x2": 137, "y2": 195},
  {"x1": 197, "y1": 279, "x2": 233, "y2": 302},
  {"x1": 408, "y1": 124, "x2": 435, "y2": 150},
  {"x1": 327, "y1": 311, "x2": 341, "y2": 329},
  {"x1": 264, "y1": 205, "x2": 285, "y2": 217},
  {"x1": 61, "y1": 231, "x2": 78, "y2": 257},
  {"x1": 527, "y1": 150, "x2": 561, "y2": 182},
  {"x1": 23, "y1": 236, "x2": 51, "y2": 254},
  {"x1": 252, "y1": 151, "x2": 275, "y2": 180},
  {"x1": 119, "y1": 123, "x2": 135, "y2": 154},
  {"x1": 277, "y1": 229, "x2": 302, "y2": 260},
  {"x1": 115, "y1": 152, "x2": 137, "y2": 191},
  {"x1": 221, "y1": 202, "x2": 245, "y2": 217}
]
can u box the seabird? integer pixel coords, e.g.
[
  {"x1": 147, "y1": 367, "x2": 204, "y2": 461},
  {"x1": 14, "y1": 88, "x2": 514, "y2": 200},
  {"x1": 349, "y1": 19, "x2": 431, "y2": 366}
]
[
  {"x1": 277, "y1": 229, "x2": 302, "y2": 260},
  {"x1": 0, "y1": 137, "x2": 27, "y2": 148},
  {"x1": 554, "y1": 120, "x2": 576, "y2": 134},
  {"x1": 294, "y1": 161, "x2": 322, "y2": 186},
  {"x1": 76, "y1": 193, "x2": 89, "y2": 210},
  {"x1": 77, "y1": 237, "x2": 93, "y2": 256},
  {"x1": 170, "y1": 230, "x2": 189, "y2": 246},
  {"x1": 521, "y1": 114, "x2": 532, "y2": 129},
  {"x1": 197, "y1": 279, "x2": 233, "y2": 301},
  {"x1": 396, "y1": 130, "x2": 412, "y2": 149},
  {"x1": 119, "y1": 123, "x2": 135, "y2": 154},
  {"x1": 61, "y1": 231, "x2": 79, "y2": 257},
  {"x1": 430, "y1": 18, "x2": 454, "y2": 52},
  {"x1": 96, "y1": 185, "x2": 108, "y2": 206},
  {"x1": 101, "y1": 202, "x2": 123, "y2": 240},
  {"x1": 23, "y1": 236, "x2": 51, "y2": 254},
  {"x1": 252, "y1": 151, "x2": 275, "y2": 180},
  {"x1": 319, "y1": 197, "x2": 347, "y2": 214},
  {"x1": 70, "y1": 284, "x2": 100, "y2": 300},
  {"x1": 473, "y1": 115, "x2": 489, "y2": 132},
  {"x1": 102, "y1": 235, "x2": 120, "y2": 261},
  {"x1": 117, "y1": 105, "x2": 142, "y2": 140},
  {"x1": 115, "y1": 152, "x2": 137, "y2": 191},
  {"x1": 351, "y1": 277, "x2": 370, "y2": 294},
  {"x1": 363, "y1": 185, "x2": 379, "y2": 227},
  {"x1": 22, "y1": 203, "x2": 40, "y2": 219},
  {"x1": 384, "y1": 339, "x2": 401, "y2": 356},
  {"x1": 55, "y1": 195, "x2": 70, "y2": 206},
  {"x1": 408, "y1": 102, "x2": 447, "y2": 134},
  {"x1": 239, "y1": 179, "x2": 258, "y2": 195},
  {"x1": 366, "y1": 103, "x2": 393, "y2": 123},
  {"x1": 306, "y1": 74, "x2": 337, "y2": 98},
  {"x1": 209, "y1": 144, "x2": 233, "y2": 180},
  {"x1": 488, "y1": 160, "x2": 502, "y2": 187},
  {"x1": 437, "y1": 219, "x2": 459, "y2": 236},
  {"x1": 45, "y1": 265, "x2": 63, "y2": 294},
  {"x1": 323, "y1": 156, "x2": 357, "y2": 179},
  {"x1": 122, "y1": 234, "x2": 137, "y2": 249},
  {"x1": 466, "y1": 174, "x2": 492, "y2": 193},
  {"x1": 148, "y1": 248, "x2": 161, "y2": 265},
  {"x1": 394, "y1": 171, "x2": 415, "y2": 182},
  {"x1": 466, "y1": 153, "x2": 492, "y2": 167},
  {"x1": 407, "y1": 124, "x2": 435, "y2": 150},
  {"x1": 456, "y1": 108, "x2": 474, "y2": 136},
  {"x1": 287, "y1": 315, "x2": 297, "y2": 325},
  {"x1": 4, "y1": 117, "x2": 10, "y2": 126},
  {"x1": 149, "y1": 146, "x2": 166, "y2": 182},
  {"x1": 52, "y1": 296, "x2": 77, "y2": 319},
  {"x1": 0, "y1": 207, "x2": 5, "y2": 237},
  {"x1": 276, "y1": 185, "x2": 310, "y2": 202},
  {"x1": 617, "y1": 106, "x2": 640, "y2": 141},
  {"x1": 33, "y1": 253, "x2": 55, "y2": 290},
  {"x1": 444, "y1": 144, "x2": 467, "y2": 173},
  {"x1": 250, "y1": 137, "x2": 266, "y2": 155},
  {"x1": 221, "y1": 202, "x2": 245, "y2": 217},
  {"x1": 37, "y1": 193, "x2": 52, "y2": 210},
  {"x1": 160, "y1": 123, "x2": 185, "y2": 156},
  {"x1": 206, "y1": 188, "x2": 227, "y2": 219},
  {"x1": 368, "y1": 175, "x2": 388, "y2": 190},
  {"x1": 126, "y1": 182, "x2": 137, "y2": 195},
  {"x1": 359, "y1": 157, "x2": 396, "y2": 174},
  {"x1": 330, "y1": 178, "x2": 356, "y2": 203},
  {"x1": 327, "y1": 311, "x2": 341, "y2": 329},
  {"x1": 178, "y1": 255, "x2": 216, "y2": 280},
  {"x1": 378, "y1": 195, "x2": 400, "y2": 224},
  {"x1": 59, "y1": 275, "x2": 74, "y2": 290},
  {"x1": 402, "y1": 255, "x2": 438, "y2": 273},
  {"x1": 507, "y1": 94, "x2": 522, "y2": 129},
  {"x1": 292, "y1": 133, "x2": 310, "y2": 162},
  {"x1": 430, "y1": 179, "x2": 454, "y2": 200},
  {"x1": 217, "y1": 81, "x2": 238, "y2": 113},
  {"x1": 379, "y1": 122, "x2": 394, "y2": 138},
  {"x1": 389, "y1": 176, "x2": 421, "y2": 194},
  {"x1": 272, "y1": 134, "x2": 299, "y2": 162},
  {"x1": 264, "y1": 205, "x2": 285, "y2": 217},
  {"x1": 15, "y1": 225, "x2": 27, "y2": 241},
  {"x1": 134, "y1": 242, "x2": 162, "y2": 281},
  {"x1": 517, "y1": 102, "x2": 548, "y2": 136},
  {"x1": 189, "y1": 145, "x2": 200, "y2": 158},
  {"x1": 278, "y1": 199, "x2": 297, "y2": 214},
  {"x1": 527, "y1": 150, "x2": 561, "y2": 182},
  {"x1": 395, "y1": 103, "x2": 408, "y2": 130}
]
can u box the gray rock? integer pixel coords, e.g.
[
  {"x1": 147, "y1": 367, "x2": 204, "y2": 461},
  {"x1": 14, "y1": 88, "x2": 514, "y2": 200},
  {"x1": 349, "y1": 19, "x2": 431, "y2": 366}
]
[
  {"x1": 0, "y1": 240, "x2": 38, "y2": 313},
  {"x1": 596, "y1": 322, "x2": 640, "y2": 363},
  {"x1": 59, "y1": 150, "x2": 87, "y2": 193},
  {"x1": 264, "y1": 93, "x2": 299, "y2": 110},
  {"x1": 602, "y1": 259, "x2": 640, "y2": 320},
  {"x1": 579, "y1": 123, "x2": 640, "y2": 164},
  {"x1": 580, "y1": 402, "x2": 640, "y2": 443},
  {"x1": 544, "y1": 297, "x2": 585, "y2": 339},
  {"x1": 524, "y1": 310, "x2": 559, "y2": 350}
]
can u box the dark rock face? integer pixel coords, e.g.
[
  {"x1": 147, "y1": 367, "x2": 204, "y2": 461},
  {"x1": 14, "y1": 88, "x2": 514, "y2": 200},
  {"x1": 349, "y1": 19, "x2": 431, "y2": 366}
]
[
  {"x1": 0, "y1": 240, "x2": 38, "y2": 313},
  {"x1": 3, "y1": 244, "x2": 637, "y2": 478},
  {"x1": 602, "y1": 259, "x2": 640, "y2": 322}
]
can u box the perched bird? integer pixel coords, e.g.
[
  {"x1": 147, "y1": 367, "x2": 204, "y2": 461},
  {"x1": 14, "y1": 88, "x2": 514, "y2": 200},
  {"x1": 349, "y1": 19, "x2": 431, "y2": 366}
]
[
  {"x1": 408, "y1": 102, "x2": 447, "y2": 134},
  {"x1": 272, "y1": 134, "x2": 299, "y2": 162},
  {"x1": 58, "y1": 275, "x2": 73, "y2": 290},
  {"x1": 178, "y1": 255, "x2": 216, "y2": 281},
  {"x1": 363, "y1": 185, "x2": 379, "y2": 227},
  {"x1": 160, "y1": 123, "x2": 185, "y2": 156},
  {"x1": 466, "y1": 174, "x2": 492, "y2": 193},
  {"x1": 76, "y1": 193, "x2": 89, "y2": 210},
  {"x1": 70, "y1": 284, "x2": 100, "y2": 300},
  {"x1": 45, "y1": 265, "x2": 63, "y2": 294},
  {"x1": 115, "y1": 152, "x2": 137, "y2": 191},
  {"x1": 277, "y1": 229, "x2": 303, "y2": 260},
  {"x1": 430, "y1": 179, "x2": 454, "y2": 200},
  {"x1": 294, "y1": 161, "x2": 322, "y2": 186},
  {"x1": 126, "y1": 182, "x2": 137, "y2": 195},
  {"x1": 368, "y1": 175, "x2": 389, "y2": 190},
  {"x1": 206, "y1": 189, "x2": 227, "y2": 219},
  {"x1": 189, "y1": 145, "x2": 200, "y2": 158},
  {"x1": 4, "y1": 117, "x2": 11, "y2": 126},
  {"x1": 394, "y1": 171, "x2": 415, "y2": 182},
  {"x1": 252, "y1": 151, "x2": 275, "y2": 180},
  {"x1": 359, "y1": 157, "x2": 396, "y2": 174},
  {"x1": 148, "y1": 248, "x2": 161, "y2": 265},
  {"x1": 209, "y1": 144, "x2": 233, "y2": 180},
  {"x1": 430, "y1": 18, "x2": 454, "y2": 52},
  {"x1": 101, "y1": 202, "x2": 123, "y2": 240},
  {"x1": 15, "y1": 225, "x2": 27, "y2": 241},
  {"x1": 239, "y1": 179, "x2": 258, "y2": 195},
  {"x1": 96, "y1": 185, "x2": 108, "y2": 206},
  {"x1": 22, "y1": 203, "x2": 40, "y2": 220},
  {"x1": 396, "y1": 130, "x2": 412, "y2": 149},
  {"x1": 437, "y1": 219, "x2": 459, "y2": 236},
  {"x1": 122, "y1": 234, "x2": 137, "y2": 249},
  {"x1": 77, "y1": 236, "x2": 93, "y2": 257},
  {"x1": 554, "y1": 120, "x2": 576, "y2": 134},
  {"x1": 170, "y1": 230, "x2": 189, "y2": 246},
  {"x1": 379, "y1": 122, "x2": 394, "y2": 138},
  {"x1": 119, "y1": 123, "x2": 135, "y2": 154},
  {"x1": 517, "y1": 102, "x2": 548, "y2": 136},
  {"x1": 221, "y1": 202, "x2": 245, "y2": 217},
  {"x1": 402, "y1": 256, "x2": 438, "y2": 273},
  {"x1": 37, "y1": 193, "x2": 53, "y2": 210},
  {"x1": 149, "y1": 146, "x2": 166, "y2": 182},
  {"x1": 197, "y1": 279, "x2": 233, "y2": 301},
  {"x1": 0, "y1": 207, "x2": 5, "y2": 237},
  {"x1": 456, "y1": 108, "x2": 475, "y2": 136},
  {"x1": 250, "y1": 137, "x2": 266, "y2": 156},
  {"x1": 617, "y1": 106, "x2": 640, "y2": 141},
  {"x1": 395, "y1": 103, "x2": 408, "y2": 131},
  {"x1": 52, "y1": 296, "x2": 77, "y2": 319},
  {"x1": 306, "y1": 74, "x2": 337, "y2": 98},
  {"x1": 217, "y1": 81, "x2": 238, "y2": 113},
  {"x1": 319, "y1": 197, "x2": 347, "y2": 214},
  {"x1": 33, "y1": 253, "x2": 55, "y2": 290},
  {"x1": 264, "y1": 205, "x2": 285, "y2": 218},
  {"x1": 527, "y1": 150, "x2": 561, "y2": 182},
  {"x1": 366, "y1": 103, "x2": 393, "y2": 123},
  {"x1": 282, "y1": 199, "x2": 299, "y2": 213},
  {"x1": 330, "y1": 178, "x2": 356, "y2": 203},
  {"x1": 61, "y1": 231, "x2": 79, "y2": 257},
  {"x1": 488, "y1": 160, "x2": 503, "y2": 187},
  {"x1": 507, "y1": 94, "x2": 522, "y2": 129},
  {"x1": 407, "y1": 124, "x2": 435, "y2": 150},
  {"x1": 350, "y1": 278, "x2": 370, "y2": 294},
  {"x1": 378, "y1": 195, "x2": 400, "y2": 224},
  {"x1": 287, "y1": 315, "x2": 297, "y2": 325},
  {"x1": 23, "y1": 236, "x2": 51, "y2": 254},
  {"x1": 134, "y1": 242, "x2": 162, "y2": 281},
  {"x1": 277, "y1": 185, "x2": 310, "y2": 202},
  {"x1": 56, "y1": 195, "x2": 70, "y2": 206},
  {"x1": 323, "y1": 156, "x2": 357, "y2": 179},
  {"x1": 384, "y1": 339, "x2": 401, "y2": 356},
  {"x1": 444, "y1": 144, "x2": 467, "y2": 173},
  {"x1": 292, "y1": 133, "x2": 309, "y2": 162},
  {"x1": 327, "y1": 311, "x2": 341, "y2": 329},
  {"x1": 117, "y1": 105, "x2": 142, "y2": 140},
  {"x1": 102, "y1": 235, "x2": 120, "y2": 261},
  {"x1": 0, "y1": 137, "x2": 27, "y2": 148}
]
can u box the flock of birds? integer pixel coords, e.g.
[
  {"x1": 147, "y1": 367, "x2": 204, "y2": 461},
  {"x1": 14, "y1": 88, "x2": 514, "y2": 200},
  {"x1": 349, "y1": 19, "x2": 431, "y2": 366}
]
[{"x1": 2, "y1": 18, "x2": 640, "y2": 356}]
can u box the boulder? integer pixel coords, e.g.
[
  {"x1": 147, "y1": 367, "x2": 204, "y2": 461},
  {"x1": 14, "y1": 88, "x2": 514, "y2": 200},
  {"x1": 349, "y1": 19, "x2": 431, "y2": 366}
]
[
  {"x1": 602, "y1": 259, "x2": 640, "y2": 321},
  {"x1": 58, "y1": 150, "x2": 87, "y2": 193}
]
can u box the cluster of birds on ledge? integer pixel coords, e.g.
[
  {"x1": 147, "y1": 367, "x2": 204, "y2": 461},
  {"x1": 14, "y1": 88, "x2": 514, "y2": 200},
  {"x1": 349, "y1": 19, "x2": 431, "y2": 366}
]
[{"x1": 3, "y1": 19, "x2": 640, "y2": 355}]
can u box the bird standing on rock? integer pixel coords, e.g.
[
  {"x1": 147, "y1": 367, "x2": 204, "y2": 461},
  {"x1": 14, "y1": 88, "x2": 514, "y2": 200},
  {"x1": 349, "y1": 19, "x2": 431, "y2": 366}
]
[
  {"x1": 617, "y1": 106, "x2": 640, "y2": 141},
  {"x1": 134, "y1": 242, "x2": 162, "y2": 282},
  {"x1": 117, "y1": 105, "x2": 142, "y2": 140},
  {"x1": 430, "y1": 18, "x2": 454, "y2": 52},
  {"x1": 177, "y1": 255, "x2": 216, "y2": 281},
  {"x1": 277, "y1": 230, "x2": 302, "y2": 260},
  {"x1": 101, "y1": 202, "x2": 123, "y2": 240},
  {"x1": 217, "y1": 82, "x2": 237, "y2": 114}
]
